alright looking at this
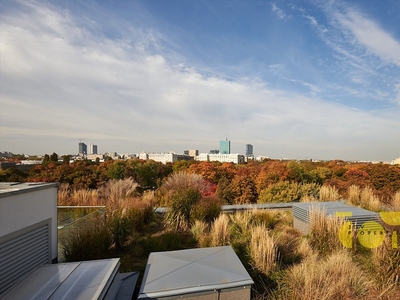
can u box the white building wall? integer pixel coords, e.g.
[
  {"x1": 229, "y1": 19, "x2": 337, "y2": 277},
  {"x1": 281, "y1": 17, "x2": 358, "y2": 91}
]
[
  {"x1": 0, "y1": 183, "x2": 58, "y2": 261},
  {"x1": 139, "y1": 152, "x2": 149, "y2": 160},
  {"x1": 197, "y1": 153, "x2": 241, "y2": 164},
  {"x1": 392, "y1": 157, "x2": 400, "y2": 165},
  {"x1": 148, "y1": 153, "x2": 178, "y2": 164}
]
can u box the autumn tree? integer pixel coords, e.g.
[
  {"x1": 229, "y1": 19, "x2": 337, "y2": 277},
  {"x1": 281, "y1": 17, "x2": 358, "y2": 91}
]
[
  {"x1": 188, "y1": 161, "x2": 221, "y2": 184},
  {"x1": 230, "y1": 175, "x2": 258, "y2": 204}
]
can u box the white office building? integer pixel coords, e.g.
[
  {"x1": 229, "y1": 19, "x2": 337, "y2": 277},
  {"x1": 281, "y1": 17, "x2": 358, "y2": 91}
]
[{"x1": 197, "y1": 153, "x2": 243, "y2": 164}]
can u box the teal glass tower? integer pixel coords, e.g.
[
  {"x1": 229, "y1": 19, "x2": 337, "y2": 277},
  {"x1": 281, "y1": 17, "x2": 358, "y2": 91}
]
[{"x1": 219, "y1": 139, "x2": 231, "y2": 154}]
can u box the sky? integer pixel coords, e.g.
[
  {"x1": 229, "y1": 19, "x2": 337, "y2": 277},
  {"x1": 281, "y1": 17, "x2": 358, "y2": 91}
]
[{"x1": 1, "y1": 0, "x2": 399, "y2": 161}]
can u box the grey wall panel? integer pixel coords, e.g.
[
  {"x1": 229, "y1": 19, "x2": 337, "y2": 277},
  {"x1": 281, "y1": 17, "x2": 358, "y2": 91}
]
[{"x1": 0, "y1": 223, "x2": 49, "y2": 296}]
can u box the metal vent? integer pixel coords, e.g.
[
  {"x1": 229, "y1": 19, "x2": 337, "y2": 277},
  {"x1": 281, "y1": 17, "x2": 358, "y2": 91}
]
[
  {"x1": 0, "y1": 224, "x2": 49, "y2": 295},
  {"x1": 292, "y1": 202, "x2": 379, "y2": 228}
]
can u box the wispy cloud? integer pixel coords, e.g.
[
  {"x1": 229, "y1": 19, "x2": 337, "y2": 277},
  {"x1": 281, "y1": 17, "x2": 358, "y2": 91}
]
[
  {"x1": 334, "y1": 9, "x2": 400, "y2": 67},
  {"x1": 271, "y1": 3, "x2": 289, "y2": 21}
]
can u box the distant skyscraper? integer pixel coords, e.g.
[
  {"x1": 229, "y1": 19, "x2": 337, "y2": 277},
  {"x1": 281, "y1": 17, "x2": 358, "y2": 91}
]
[
  {"x1": 246, "y1": 144, "x2": 253, "y2": 156},
  {"x1": 210, "y1": 149, "x2": 219, "y2": 154},
  {"x1": 89, "y1": 144, "x2": 98, "y2": 155},
  {"x1": 219, "y1": 139, "x2": 231, "y2": 154},
  {"x1": 79, "y1": 142, "x2": 87, "y2": 155}
]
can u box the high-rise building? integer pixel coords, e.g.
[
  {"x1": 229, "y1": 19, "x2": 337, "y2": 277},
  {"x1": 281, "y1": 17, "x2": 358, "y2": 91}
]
[
  {"x1": 219, "y1": 139, "x2": 230, "y2": 154},
  {"x1": 246, "y1": 144, "x2": 253, "y2": 156},
  {"x1": 89, "y1": 144, "x2": 98, "y2": 155},
  {"x1": 79, "y1": 142, "x2": 87, "y2": 155}
]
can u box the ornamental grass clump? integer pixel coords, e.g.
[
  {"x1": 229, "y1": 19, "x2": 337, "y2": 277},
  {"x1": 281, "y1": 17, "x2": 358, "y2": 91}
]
[
  {"x1": 100, "y1": 178, "x2": 138, "y2": 209},
  {"x1": 359, "y1": 186, "x2": 381, "y2": 212},
  {"x1": 391, "y1": 190, "x2": 400, "y2": 211},
  {"x1": 273, "y1": 250, "x2": 373, "y2": 300},
  {"x1": 165, "y1": 188, "x2": 202, "y2": 231},
  {"x1": 210, "y1": 214, "x2": 230, "y2": 246},
  {"x1": 348, "y1": 184, "x2": 361, "y2": 205},
  {"x1": 308, "y1": 206, "x2": 345, "y2": 255},
  {"x1": 319, "y1": 185, "x2": 340, "y2": 202},
  {"x1": 62, "y1": 223, "x2": 112, "y2": 262},
  {"x1": 249, "y1": 226, "x2": 280, "y2": 275}
]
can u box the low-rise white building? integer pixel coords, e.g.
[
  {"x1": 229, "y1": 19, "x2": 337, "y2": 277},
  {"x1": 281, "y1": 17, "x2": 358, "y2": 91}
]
[
  {"x1": 197, "y1": 153, "x2": 244, "y2": 164},
  {"x1": 392, "y1": 157, "x2": 400, "y2": 165},
  {"x1": 139, "y1": 152, "x2": 193, "y2": 164}
]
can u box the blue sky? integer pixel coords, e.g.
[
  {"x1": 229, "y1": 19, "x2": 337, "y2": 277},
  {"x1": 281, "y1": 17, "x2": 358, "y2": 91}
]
[{"x1": 1, "y1": 0, "x2": 399, "y2": 161}]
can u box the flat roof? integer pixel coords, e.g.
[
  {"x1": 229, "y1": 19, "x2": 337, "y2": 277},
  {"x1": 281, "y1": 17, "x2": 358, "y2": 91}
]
[
  {"x1": 0, "y1": 259, "x2": 122, "y2": 300},
  {"x1": 0, "y1": 182, "x2": 59, "y2": 198},
  {"x1": 138, "y1": 246, "x2": 254, "y2": 299}
]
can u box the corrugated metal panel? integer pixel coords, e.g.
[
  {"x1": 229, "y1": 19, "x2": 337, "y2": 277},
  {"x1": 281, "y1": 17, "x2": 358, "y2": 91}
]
[
  {"x1": 0, "y1": 225, "x2": 49, "y2": 296},
  {"x1": 292, "y1": 202, "x2": 379, "y2": 228}
]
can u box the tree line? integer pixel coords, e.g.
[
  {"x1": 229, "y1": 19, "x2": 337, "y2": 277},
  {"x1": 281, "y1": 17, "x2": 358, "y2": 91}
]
[{"x1": 1, "y1": 156, "x2": 400, "y2": 203}]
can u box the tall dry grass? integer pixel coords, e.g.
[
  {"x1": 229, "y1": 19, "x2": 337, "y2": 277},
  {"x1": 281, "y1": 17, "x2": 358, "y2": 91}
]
[
  {"x1": 300, "y1": 194, "x2": 318, "y2": 202},
  {"x1": 249, "y1": 226, "x2": 280, "y2": 275},
  {"x1": 58, "y1": 183, "x2": 70, "y2": 205},
  {"x1": 308, "y1": 205, "x2": 346, "y2": 254},
  {"x1": 58, "y1": 183, "x2": 101, "y2": 206},
  {"x1": 348, "y1": 184, "x2": 361, "y2": 205},
  {"x1": 360, "y1": 186, "x2": 381, "y2": 212},
  {"x1": 319, "y1": 185, "x2": 340, "y2": 202},
  {"x1": 228, "y1": 210, "x2": 252, "y2": 242},
  {"x1": 71, "y1": 189, "x2": 100, "y2": 206},
  {"x1": 372, "y1": 236, "x2": 400, "y2": 287},
  {"x1": 273, "y1": 250, "x2": 373, "y2": 300},
  {"x1": 210, "y1": 214, "x2": 230, "y2": 246},
  {"x1": 273, "y1": 225, "x2": 305, "y2": 265},
  {"x1": 391, "y1": 190, "x2": 400, "y2": 211},
  {"x1": 100, "y1": 178, "x2": 138, "y2": 209},
  {"x1": 190, "y1": 220, "x2": 210, "y2": 247}
]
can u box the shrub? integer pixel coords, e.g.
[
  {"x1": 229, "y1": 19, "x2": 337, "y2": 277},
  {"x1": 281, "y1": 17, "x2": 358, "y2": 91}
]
[
  {"x1": 62, "y1": 224, "x2": 112, "y2": 262},
  {"x1": 164, "y1": 188, "x2": 202, "y2": 231},
  {"x1": 137, "y1": 231, "x2": 197, "y2": 256},
  {"x1": 107, "y1": 207, "x2": 145, "y2": 251},
  {"x1": 258, "y1": 182, "x2": 320, "y2": 203},
  {"x1": 157, "y1": 171, "x2": 204, "y2": 206},
  {"x1": 191, "y1": 196, "x2": 223, "y2": 224},
  {"x1": 250, "y1": 209, "x2": 283, "y2": 229}
]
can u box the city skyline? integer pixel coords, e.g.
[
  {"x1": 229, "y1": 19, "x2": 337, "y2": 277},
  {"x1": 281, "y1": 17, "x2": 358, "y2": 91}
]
[{"x1": 1, "y1": 1, "x2": 400, "y2": 161}]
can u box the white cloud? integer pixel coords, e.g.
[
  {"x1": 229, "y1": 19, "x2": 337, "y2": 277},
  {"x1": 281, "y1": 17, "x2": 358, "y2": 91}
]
[
  {"x1": 334, "y1": 9, "x2": 400, "y2": 67},
  {"x1": 0, "y1": 1, "x2": 399, "y2": 160},
  {"x1": 271, "y1": 3, "x2": 289, "y2": 20}
]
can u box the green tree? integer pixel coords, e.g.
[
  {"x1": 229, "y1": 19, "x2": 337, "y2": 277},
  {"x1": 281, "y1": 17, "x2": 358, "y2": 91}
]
[
  {"x1": 50, "y1": 152, "x2": 58, "y2": 162},
  {"x1": 107, "y1": 161, "x2": 126, "y2": 180},
  {"x1": 42, "y1": 154, "x2": 50, "y2": 167}
]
